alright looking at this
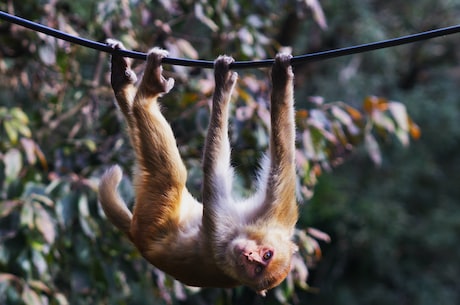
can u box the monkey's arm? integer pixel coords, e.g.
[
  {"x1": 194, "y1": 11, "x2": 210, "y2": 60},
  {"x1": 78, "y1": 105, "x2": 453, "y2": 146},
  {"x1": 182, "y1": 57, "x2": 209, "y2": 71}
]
[
  {"x1": 105, "y1": 39, "x2": 140, "y2": 153},
  {"x1": 265, "y1": 54, "x2": 298, "y2": 227},
  {"x1": 202, "y1": 56, "x2": 238, "y2": 231},
  {"x1": 98, "y1": 40, "x2": 139, "y2": 239}
]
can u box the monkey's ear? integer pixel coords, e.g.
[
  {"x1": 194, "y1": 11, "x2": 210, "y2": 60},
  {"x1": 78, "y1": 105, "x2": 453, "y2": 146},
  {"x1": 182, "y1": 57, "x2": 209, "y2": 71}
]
[{"x1": 256, "y1": 289, "x2": 267, "y2": 297}]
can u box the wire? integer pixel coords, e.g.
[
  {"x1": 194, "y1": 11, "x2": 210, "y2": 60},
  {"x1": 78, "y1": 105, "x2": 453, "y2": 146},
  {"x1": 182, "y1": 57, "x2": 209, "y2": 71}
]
[{"x1": 1, "y1": 10, "x2": 460, "y2": 69}]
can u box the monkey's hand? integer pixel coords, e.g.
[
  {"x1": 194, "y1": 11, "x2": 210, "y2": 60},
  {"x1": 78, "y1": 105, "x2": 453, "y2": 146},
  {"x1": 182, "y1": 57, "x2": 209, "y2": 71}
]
[
  {"x1": 106, "y1": 39, "x2": 138, "y2": 92},
  {"x1": 140, "y1": 48, "x2": 175, "y2": 96},
  {"x1": 214, "y1": 55, "x2": 238, "y2": 96},
  {"x1": 271, "y1": 53, "x2": 293, "y2": 94}
]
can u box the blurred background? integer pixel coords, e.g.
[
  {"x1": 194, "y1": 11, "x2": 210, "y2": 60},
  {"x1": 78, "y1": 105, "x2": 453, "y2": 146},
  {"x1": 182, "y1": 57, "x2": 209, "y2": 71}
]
[{"x1": 1, "y1": 0, "x2": 459, "y2": 304}]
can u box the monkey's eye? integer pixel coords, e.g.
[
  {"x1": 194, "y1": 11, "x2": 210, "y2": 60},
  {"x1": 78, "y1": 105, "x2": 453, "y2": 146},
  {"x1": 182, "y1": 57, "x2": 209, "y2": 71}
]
[{"x1": 263, "y1": 250, "x2": 273, "y2": 261}]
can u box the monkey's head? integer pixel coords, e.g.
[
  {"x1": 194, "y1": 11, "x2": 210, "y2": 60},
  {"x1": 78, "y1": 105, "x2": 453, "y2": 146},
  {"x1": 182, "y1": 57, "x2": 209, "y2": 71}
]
[{"x1": 229, "y1": 230, "x2": 297, "y2": 296}]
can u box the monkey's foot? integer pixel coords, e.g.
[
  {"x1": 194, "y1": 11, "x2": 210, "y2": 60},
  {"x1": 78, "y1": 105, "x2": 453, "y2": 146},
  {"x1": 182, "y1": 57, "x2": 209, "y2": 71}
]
[
  {"x1": 142, "y1": 48, "x2": 175, "y2": 96},
  {"x1": 273, "y1": 53, "x2": 293, "y2": 72},
  {"x1": 271, "y1": 53, "x2": 293, "y2": 90},
  {"x1": 214, "y1": 55, "x2": 238, "y2": 93},
  {"x1": 106, "y1": 39, "x2": 138, "y2": 91}
]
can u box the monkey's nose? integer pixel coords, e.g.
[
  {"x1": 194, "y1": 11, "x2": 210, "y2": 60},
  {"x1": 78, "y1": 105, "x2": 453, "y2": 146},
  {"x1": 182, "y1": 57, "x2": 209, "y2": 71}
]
[{"x1": 247, "y1": 252, "x2": 263, "y2": 263}]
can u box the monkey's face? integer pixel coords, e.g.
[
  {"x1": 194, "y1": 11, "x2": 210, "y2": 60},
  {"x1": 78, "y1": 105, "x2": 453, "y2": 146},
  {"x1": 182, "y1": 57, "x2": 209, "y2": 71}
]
[{"x1": 231, "y1": 238, "x2": 294, "y2": 295}]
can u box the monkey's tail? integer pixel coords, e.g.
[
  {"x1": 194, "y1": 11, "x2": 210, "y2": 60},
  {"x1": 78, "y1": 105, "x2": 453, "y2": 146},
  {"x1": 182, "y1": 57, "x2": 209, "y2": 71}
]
[{"x1": 99, "y1": 165, "x2": 133, "y2": 239}]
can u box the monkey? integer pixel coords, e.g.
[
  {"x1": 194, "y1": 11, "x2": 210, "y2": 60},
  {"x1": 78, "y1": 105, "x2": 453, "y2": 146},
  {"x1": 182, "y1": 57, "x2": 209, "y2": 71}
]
[{"x1": 98, "y1": 39, "x2": 298, "y2": 296}]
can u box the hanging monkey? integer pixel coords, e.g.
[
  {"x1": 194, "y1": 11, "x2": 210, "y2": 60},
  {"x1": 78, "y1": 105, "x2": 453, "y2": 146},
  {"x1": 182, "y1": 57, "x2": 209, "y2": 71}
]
[{"x1": 99, "y1": 39, "x2": 298, "y2": 295}]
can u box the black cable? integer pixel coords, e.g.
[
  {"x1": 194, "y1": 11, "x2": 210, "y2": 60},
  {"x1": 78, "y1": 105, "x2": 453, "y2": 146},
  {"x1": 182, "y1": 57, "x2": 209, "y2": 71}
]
[{"x1": 1, "y1": 10, "x2": 460, "y2": 69}]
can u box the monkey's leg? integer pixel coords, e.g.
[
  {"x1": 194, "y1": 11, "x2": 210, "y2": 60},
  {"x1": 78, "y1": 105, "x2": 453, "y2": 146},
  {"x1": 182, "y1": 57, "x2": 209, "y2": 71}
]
[
  {"x1": 202, "y1": 56, "x2": 237, "y2": 229},
  {"x1": 129, "y1": 48, "x2": 187, "y2": 249},
  {"x1": 106, "y1": 39, "x2": 140, "y2": 152},
  {"x1": 265, "y1": 54, "x2": 298, "y2": 227}
]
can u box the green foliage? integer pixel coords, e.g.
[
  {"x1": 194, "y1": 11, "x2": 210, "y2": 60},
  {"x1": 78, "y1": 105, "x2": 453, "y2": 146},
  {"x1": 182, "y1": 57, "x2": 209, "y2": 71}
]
[{"x1": 1, "y1": 0, "x2": 459, "y2": 304}]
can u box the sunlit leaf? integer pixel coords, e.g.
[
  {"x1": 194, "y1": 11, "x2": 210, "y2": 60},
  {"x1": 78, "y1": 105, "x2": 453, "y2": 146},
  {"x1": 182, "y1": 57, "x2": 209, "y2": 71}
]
[
  {"x1": 54, "y1": 293, "x2": 70, "y2": 305},
  {"x1": 331, "y1": 105, "x2": 360, "y2": 135},
  {"x1": 408, "y1": 117, "x2": 422, "y2": 139},
  {"x1": 302, "y1": 129, "x2": 316, "y2": 159},
  {"x1": 344, "y1": 105, "x2": 363, "y2": 121},
  {"x1": 372, "y1": 111, "x2": 395, "y2": 133},
  {"x1": 22, "y1": 182, "x2": 47, "y2": 198},
  {"x1": 21, "y1": 285, "x2": 42, "y2": 305},
  {"x1": 10, "y1": 107, "x2": 29, "y2": 124},
  {"x1": 291, "y1": 254, "x2": 309, "y2": 289},
  {"x1": 310, "y1": 121, "x2": 337, "y2": 144},
  {"x1": 307, "y1": 227, "x2": 331, "y2": 243},
  {"x1": 174, "y1": 38, "x2": 199, "y2": 59},
  {"x1": 29, "y1": 280, "x2": 51, "y2": 294},
  {"x1": 34, "y1": 144, "x2": 48, "y2": 171},
  {"x1": 78, "y1": 194, "x2": 89, "y2": 217},
  {"x1": 194, "y1": 3, "x2": 218, "y2": 31},
  {"x1": 83, "y1": 139, "x2": 97, "y2": 152},
  {"x1": 365, "y1": 133, "x2": 382, "y2": 165},
  {"x1": 33, "y1": 201, "x2": 56, "y2": 244},
  {"x1": 0, "y1": 200, "x2": 22, "y2": 217},
  {"x1": 394, "y1": 127, "x2": 410, "y2": 146},
  {"x1": 10, "y1": 118, "x2": 31, "y2": 138},
  {"x1": 38, "y1": 41, "x2": 57, "y2": 66},
  {"x1": 296, "y1": 109, "x2": 309, "y2": 119},
  {"x1": 331, "y1": 121, "x2": 348, "y2": 145},
  {"x1": 20, "y1": 138, "x2": 37, "y2": 165},
  {"x1": 305, "y1": 0, "x2": 328, "y2": 29},
  {"x1": 31, "y1": 249, "x2": 48, "y2": 277},
  {"x1": 4, "y1": 120, "x2": 18, "y2": 144},
  {"x1": 388, "y1": 102, "x2": 409, "y2": 132},
  {"x1": 363, "y1": 96, "x2": 389, "y2": 113},
  {"x1": 331, "y1": 105, "x2": 352, "y2": 125},
  {"x1": 79, "y1": 194, "x2": 96, "y2": 239},
  {"x1": 309, "y1": 109, "x2": 329, "y2": 126},
  {"x1": 312, "y1": 163, "x2": 322, "y2": 177},
  {"x1": 4, "y1": 149, "x2": 22, "y2": 182},
  {"x1": 30, "y1": 193, "x2": 54, "y2": 208}
]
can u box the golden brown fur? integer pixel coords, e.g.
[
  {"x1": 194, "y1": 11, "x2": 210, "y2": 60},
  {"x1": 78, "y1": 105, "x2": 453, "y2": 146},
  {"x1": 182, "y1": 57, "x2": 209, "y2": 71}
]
[{"x1": 99, "y1": 40, "x2": 298, "y2": 295}]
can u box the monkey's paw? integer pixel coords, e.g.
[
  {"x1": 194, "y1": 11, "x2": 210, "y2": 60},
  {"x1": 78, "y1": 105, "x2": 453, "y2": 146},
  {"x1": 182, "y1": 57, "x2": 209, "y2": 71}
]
[
  {"x1": 214, "y1": 55, "x2": 238, "y2": 89},
  {"x1": 274, "y1": 53, "x2": 293, "y2": 69},
  {"x1": 145, "y1": 47, "x2": 175, "y2": 94},
  {"x1": 272, "y1": 53, "x2": 294, "y2": 83},
  {"x1": 106, "y1": 39, "x2": 137, "y2": 89}
]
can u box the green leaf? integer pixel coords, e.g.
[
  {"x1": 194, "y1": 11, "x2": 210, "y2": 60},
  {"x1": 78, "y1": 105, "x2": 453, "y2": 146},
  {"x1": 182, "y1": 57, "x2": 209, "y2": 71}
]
[
  {"x1": 78, "y1": 194, "x2": 96, "y2": 239},
  {"x1": 11, "y1": 119, "x2": 31, "y2": 138},
  {"x1": 10, "y1": 107, "x2": 29, "y2": 124},
  {"x1": 20, "y1": 202, "x2": 34, "y2": 229},
  {"x1": 56, "y1": 192, "x2": 79, "y2": 227},
  {"x1": 3, "y1": 120, "x2": 18, "y2": 144}
]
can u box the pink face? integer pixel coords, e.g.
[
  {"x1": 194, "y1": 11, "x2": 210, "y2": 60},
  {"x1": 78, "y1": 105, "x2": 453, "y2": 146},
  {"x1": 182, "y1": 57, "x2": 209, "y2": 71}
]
[{"x1": 234, "y1": 240, "x2": 275, "y2": 278}]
